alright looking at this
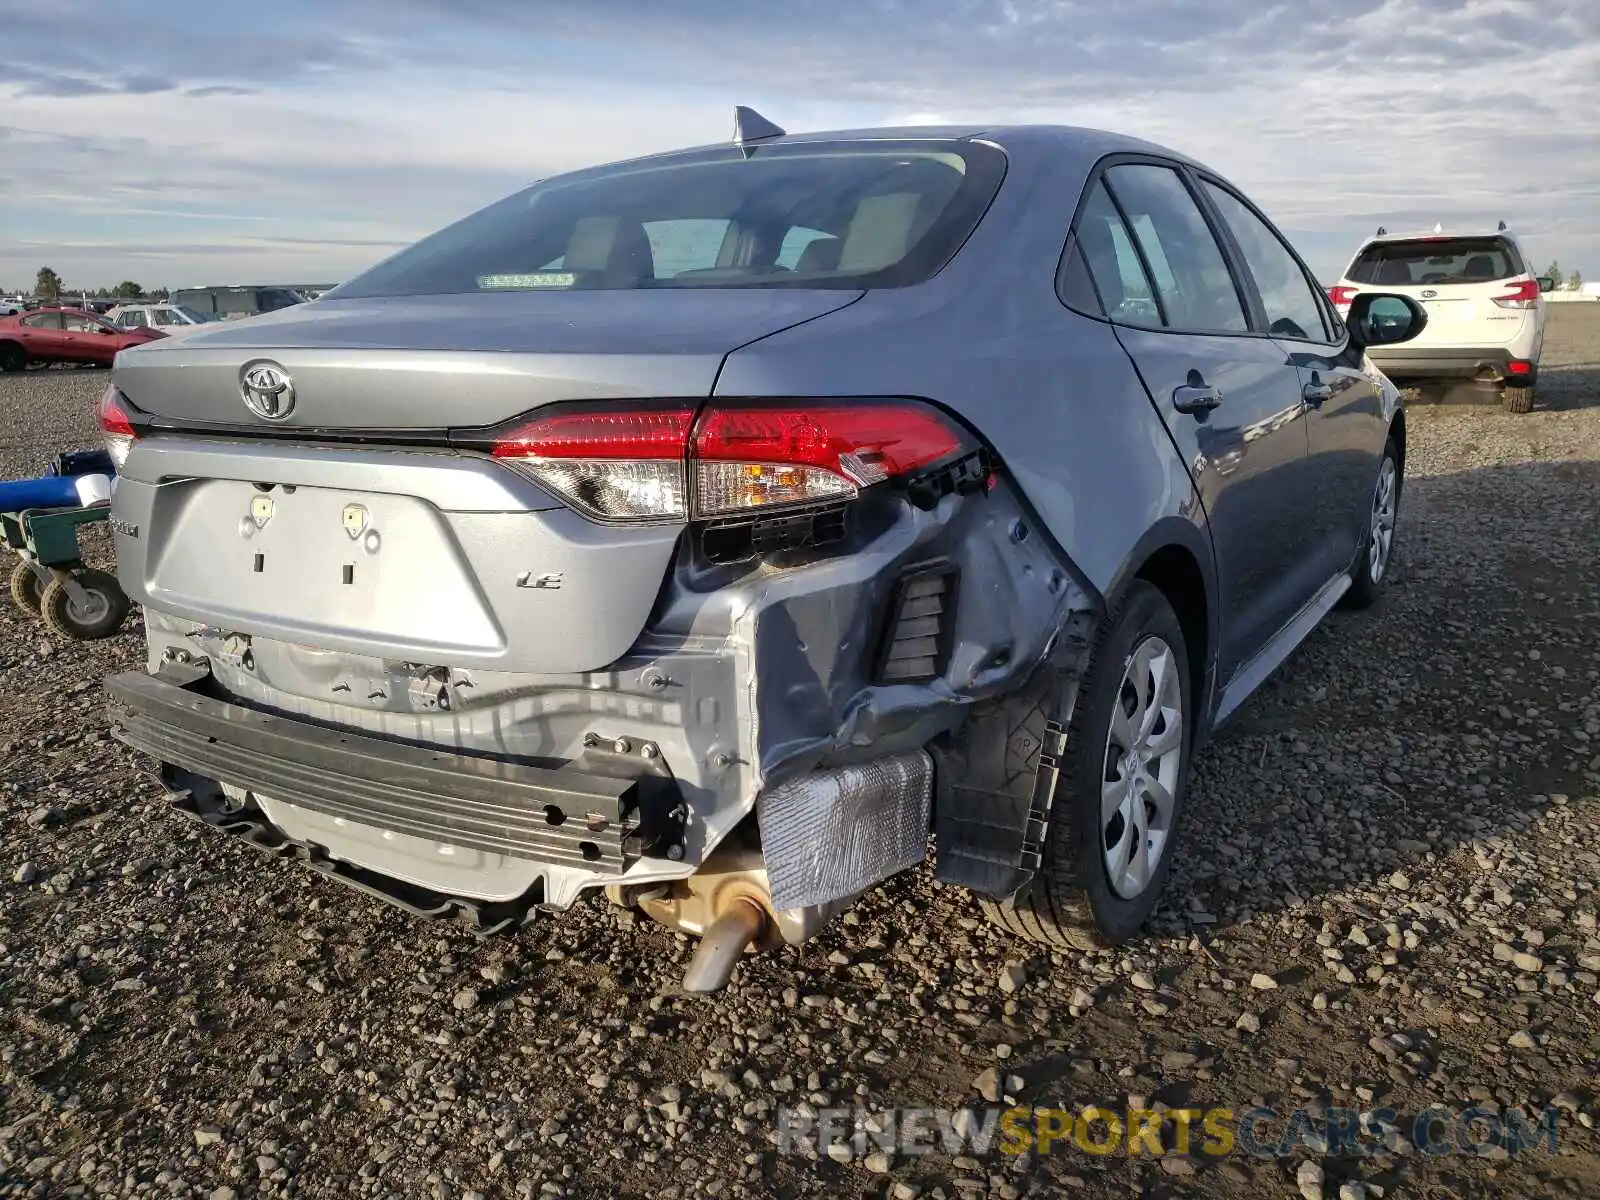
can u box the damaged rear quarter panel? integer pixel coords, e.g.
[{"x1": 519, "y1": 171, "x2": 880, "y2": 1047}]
[{"x1": 704, "y1": 136, "x2": 1212, "y2": 885}]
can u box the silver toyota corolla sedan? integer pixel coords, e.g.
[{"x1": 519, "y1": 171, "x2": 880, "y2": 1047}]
[{"x1": 100, "y1": 111, "x2": 1425, "y2": 990}]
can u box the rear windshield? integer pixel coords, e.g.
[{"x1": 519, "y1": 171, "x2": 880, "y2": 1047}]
[
  {"x1": 1347, "y1": 237, "x2": 1524, "y2": 286},
  {"x1": 329, "y1": 141, "x2": 1006, "y2": 298}
]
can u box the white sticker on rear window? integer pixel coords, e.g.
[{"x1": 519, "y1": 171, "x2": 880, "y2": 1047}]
[{"x1": 477, "y1": 272, "x2": 576, "y2": 290}]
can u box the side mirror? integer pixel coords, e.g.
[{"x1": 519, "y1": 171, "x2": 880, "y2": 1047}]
[
  {"x1": 1347, "y1": 293, "x2": 1427, "y2": 351},
  {"x1": 1536, "y1": 276, "x2": 1557, "y2": 293}
]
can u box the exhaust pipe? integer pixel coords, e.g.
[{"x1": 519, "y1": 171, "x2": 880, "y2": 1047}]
[
  {"x1": 682, "y1": 899, "x2": 767, "y2": 993},
  {"x1": 607, "y1": 845, "x2": 855, "y2": 993}
]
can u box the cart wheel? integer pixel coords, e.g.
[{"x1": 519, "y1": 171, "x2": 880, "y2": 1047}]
[
  {"x1": 9, "y1": 560, "x2": 44, "y2": 615},
  {"x1": 39, "y1": 569, "x2": 130, "y2": 640}
]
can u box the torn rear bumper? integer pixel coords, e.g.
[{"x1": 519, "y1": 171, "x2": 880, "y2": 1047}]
[{"x1": 106, "y1": 666, "x2": 689, "y2": 913}]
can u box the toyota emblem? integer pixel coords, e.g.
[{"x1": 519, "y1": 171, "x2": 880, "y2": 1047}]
[{"x1": 240, "y1": 361, "x2": 295, "y2": 421}]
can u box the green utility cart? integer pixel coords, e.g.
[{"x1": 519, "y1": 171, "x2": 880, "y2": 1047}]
[{"x1": 4, "y1": 504, "x2": 131, "y2": 640}]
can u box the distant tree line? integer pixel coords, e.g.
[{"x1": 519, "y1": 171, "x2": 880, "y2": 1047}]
[
  {"x1": 5, "y1": 268, "x2": 168, "y2": 302},
  {"x1": 1543, "y1": 261, "x2": 1585, "y2": 291}
]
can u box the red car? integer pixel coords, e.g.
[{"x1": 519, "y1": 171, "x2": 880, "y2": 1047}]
[{"x1": 0, "y1": 307, "x2": 166, "y2": 372}]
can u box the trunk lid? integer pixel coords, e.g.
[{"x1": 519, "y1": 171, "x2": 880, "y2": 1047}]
[
  {"x1": 111, "y1": 288, "x2": 861, "y2": 677},
  {"x1": 113, "y1": 289, "x2": 863, "y2": 427}
]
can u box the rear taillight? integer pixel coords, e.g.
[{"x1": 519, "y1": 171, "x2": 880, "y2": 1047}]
[
  {"x1": 1326, "y1": 286, "x2": 1358, "y2": 310},
  {"x1": 490, "y1": 404, "x2": 696, "y2": 521},
  {"x1": 692, "y1": 403, "x2": 965, "y2": 516},
  {"x1": 1493, "y1": 278, "x2": 1540, "y2": 309},
  {"x1": 486, "y1": 400, "x2": 971, "y2": 523},
  {"x1": 97, "y1": 385, "x2": 138, "y2": 470}
]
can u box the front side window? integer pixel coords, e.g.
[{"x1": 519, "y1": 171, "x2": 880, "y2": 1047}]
[
  {"x1": 62, "y1": 313, "x2": 107, "y2": 333},
  {"x1": 1101, "y1": 164, "x2": 1248, "y2": 333},
  {"x1": 1202, "y1": 182, "x2": 1330, "y2": 342},
  {"x1": 329, "y1": 141, "x2": 1007, "y2": 297}
]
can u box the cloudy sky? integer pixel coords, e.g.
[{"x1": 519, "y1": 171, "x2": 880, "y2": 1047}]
[{"x1": 2, "y1": 0, "x2": 1596, "y2": 291}]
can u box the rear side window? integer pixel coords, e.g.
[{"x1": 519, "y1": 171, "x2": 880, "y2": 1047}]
[
  {"x1": 329, "y1": 141, "x2": 1006, "y2": 297},
  {"x1": 1067, "y1": 181, "x2": 1162, "y2": 326},
  {"x1": 1101, "y1": 165, "x2": 1248, "y2": 333},
  {"x1": 21, "y1": 313, "x2": 63, "y2": 330},
  {"x1": 1201, "y1": 182, "x2": 1330, "y2": 342},
  {"x1": 1347, "y1": 237, "x2": 1524, "y2": 286}
]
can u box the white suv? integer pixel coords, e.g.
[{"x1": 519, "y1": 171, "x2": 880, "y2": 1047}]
[{"x1": 1328, "y1": 224, "x2": 1547, "y2": 412}]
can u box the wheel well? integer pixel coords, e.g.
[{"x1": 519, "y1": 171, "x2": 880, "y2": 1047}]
[
  {"x1": 1389, "y1": 409, "x2": 1407, "y2": 479},
  {"x1": 1135, "y1": 544, "x2": 1208, "y2": 707}
]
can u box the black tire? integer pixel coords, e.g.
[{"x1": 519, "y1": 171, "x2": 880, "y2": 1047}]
[
  {"x1": 979, "y1": 580, "x2": 1193, "y2": 950},
  {"x1": 39, "y1": 569, "x2": 130, "y2": 640},
  {"x1": 0, "y1": 341, "x2": 26, "y2": 373},
  {"x1": 1342, "y1": 437, "x2": 1401, "y2": 610},
  {"x1": 9, "y1": 560, "x2": 44, "y2": 615},
  {"x1": 1501, "y1": 386, "x2": 1534, "y2": 414}
]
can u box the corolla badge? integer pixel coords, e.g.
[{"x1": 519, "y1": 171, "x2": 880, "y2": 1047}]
[
  {"x1": 240, "y1": 360, "x2": 295, "y2": 420},
  {"x1": 1420, "y1": 289, "x2": 1437, "y2": 299}
]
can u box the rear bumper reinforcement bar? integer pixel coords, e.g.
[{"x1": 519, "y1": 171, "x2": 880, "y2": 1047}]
[
  {"x1": 163, "y1": 772, "x2": 544, "y2": 934},
  {"x1": 106, "y1": 669, "x2": 645, "y2": 874}
]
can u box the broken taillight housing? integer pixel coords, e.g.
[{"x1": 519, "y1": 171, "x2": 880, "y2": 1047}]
[
  {"x1": 97, "y1": 385, "x2": 139, "y2": 471},
  {"x1": 486, "y1": 399, "x2": 972, "y2": 523}
]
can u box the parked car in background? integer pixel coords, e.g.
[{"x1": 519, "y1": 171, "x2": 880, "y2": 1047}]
[
  {"x1": 0, "y1": 298, "x2": 21, "y2": 317},
  {"x1": 0, "y1": 307, "x2": 167, "y2": 371},
  {"x1": 102, "y1": 116, "x2": 1426, "y2": 990},
  {"x1": 107, "y1": 303, "x2": 221, "y2": 338},
  {"x1": 168, "y1": 285, "x2": 306, "y2": 321},
  {"x1": 1327, "y1": 224, "x2": 1547, "y2": 412}
]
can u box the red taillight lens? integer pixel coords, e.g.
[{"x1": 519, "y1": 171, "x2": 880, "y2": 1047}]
[
  {"x1": 98, "y1": 385, "x2": 138, "y2": 470},
  {"x1": 486, "y1": 399, "x2": 969, "y2": 522},
  {"x1": 97, "y1": 385, "x2": 136, "y2": 437},
  {"x1": 1506, "y1": 359, "x2": 1532, "y2": 376},
  {"x1": 490, "y1": 405, "x2": 695, "y2": 460},
  {"x1": 1327, "y1": 286, "x2": 1358, "y2": 310},
  {"x1": 691, "y1": 402, "x2": 966, "y2": 515},
  {"x1": 1493, "y1": 278, "x2": 1540, "y2": 309}
]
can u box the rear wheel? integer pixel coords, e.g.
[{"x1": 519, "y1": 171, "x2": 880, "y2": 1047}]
[
  {"x1": 979, "y1": 581, "x2": 1192, "y2": 950},
  {"x1": 1342, "y1": 438, "x2": 1400, "y2": 610},
  {"x1": 39, "y1": 569, "x2": 130, "y2": 640},
  {"x1": 1501, "y1": 386, "x2": 1534, "y2": 413},
  {"x1": 8, "y1": 560, "x2": 43, "y2": 615},
  {"x1": 0, "y1": 341, "x2": 25, "y2": 373}
]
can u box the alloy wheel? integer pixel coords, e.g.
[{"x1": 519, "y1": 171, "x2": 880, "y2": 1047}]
[
  {"x1": 1100, "y1": 635, "x2": 1184, "y2": 899},
  {"x1": 1369, "y1": 457, "x2": 1397, "y2": 583}
]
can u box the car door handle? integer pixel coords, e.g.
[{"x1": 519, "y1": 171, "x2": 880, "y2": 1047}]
[
  {"x1": 1172, "y1": 384, "x2": 1224, "y2": 414},
  {"x1": 1302, "y1": 381, "x2": 1334, "y2": 407}
]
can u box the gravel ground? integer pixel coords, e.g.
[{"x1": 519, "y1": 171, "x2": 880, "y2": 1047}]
[{"x1": 2, "y1": 307, "x2": 1599, "y2": 1200}]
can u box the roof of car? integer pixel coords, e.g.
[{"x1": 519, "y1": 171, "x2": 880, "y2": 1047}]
[
  {"x1": 557, "y1": 123, "x2": 1206, "y2": 181},
  {"x1": 1363, "y1": 227, "x2": 1521, "y2": 245}
]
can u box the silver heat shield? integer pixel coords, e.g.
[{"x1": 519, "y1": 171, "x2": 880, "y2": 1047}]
[{"x1": 757, "y1": 751, "x2": 933, "y2": 910}]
